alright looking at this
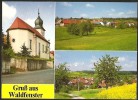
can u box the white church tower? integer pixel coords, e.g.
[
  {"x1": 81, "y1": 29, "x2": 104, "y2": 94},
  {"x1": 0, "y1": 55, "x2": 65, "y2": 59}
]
[{"x1": 34, "y1": 9, "x2": 46, "y2": 37}]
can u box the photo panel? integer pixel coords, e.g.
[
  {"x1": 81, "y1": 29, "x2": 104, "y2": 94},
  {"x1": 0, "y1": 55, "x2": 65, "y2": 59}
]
[
  {"x1": 55, "y1": 50, "x2": 137, "y2": 99},
  {"x1": 2, "y1": 1, "x2": 55, "y2": 99},
  {"x1": 55, "y1": 2, "x2": 137, "y2": 50}
]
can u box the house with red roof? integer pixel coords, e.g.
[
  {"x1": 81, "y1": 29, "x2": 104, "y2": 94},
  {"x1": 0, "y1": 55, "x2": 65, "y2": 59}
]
[
  {"x1": 7, "y1": 11, "x2": 50, "y2": 59},
  {"x1": 68, "y1": 77, "x2": 94, "y2": 88},
  {"x1": 50, "y1": 51, "x2": 54, "y2": 59},
  {"x1": 60, "y1": 19, "x2": 80, "y2": 26}
]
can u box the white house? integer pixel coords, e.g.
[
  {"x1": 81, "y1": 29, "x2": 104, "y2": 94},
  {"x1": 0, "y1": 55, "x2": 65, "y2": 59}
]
[{"x1": 7, "y1": 11, "x2": 50, "y2": 59}]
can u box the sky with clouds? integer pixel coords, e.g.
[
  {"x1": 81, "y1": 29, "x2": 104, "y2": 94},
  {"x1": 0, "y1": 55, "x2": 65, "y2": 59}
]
[
  {"x1": 55, "y1": 51, "x2": 137, "y2": 71},
  {"x1": 2, "y1": 1, "x2": 55, "y2": 51},
  {"x1": 56, "y1": 2, "x2": 137, "y2": 18}
]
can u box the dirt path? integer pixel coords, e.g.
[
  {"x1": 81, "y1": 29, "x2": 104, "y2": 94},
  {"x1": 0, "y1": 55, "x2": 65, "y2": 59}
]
[{"x1": 68, "y1": 94, "x2": 85, "y2": 99}]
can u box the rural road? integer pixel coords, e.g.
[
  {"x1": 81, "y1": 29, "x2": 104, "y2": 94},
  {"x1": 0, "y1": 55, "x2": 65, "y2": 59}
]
[{"x1": 2, "y1": 69, "x2": 54, "y2": 84}]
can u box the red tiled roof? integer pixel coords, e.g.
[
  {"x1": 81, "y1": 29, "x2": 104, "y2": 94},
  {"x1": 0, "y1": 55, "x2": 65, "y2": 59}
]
[
  {"x1": 62, "y1": 19, "x2": 80, "y2": 24},
  {"x1": 7, "y1": 17, "x2": 49, "y2": 43},
  {"x1": 50, "y1": 51, "x2": 54, "y2": 55}
]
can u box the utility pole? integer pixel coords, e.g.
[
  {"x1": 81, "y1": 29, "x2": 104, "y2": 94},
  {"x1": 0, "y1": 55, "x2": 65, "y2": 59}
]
[{"x1": 78, "y1": 77, "x2": 80, "y2": 91}]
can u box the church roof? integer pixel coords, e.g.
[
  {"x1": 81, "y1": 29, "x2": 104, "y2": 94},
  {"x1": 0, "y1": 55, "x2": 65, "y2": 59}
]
[{"x1": 7, "y1": 17, "x2": 49, "y2": 43}]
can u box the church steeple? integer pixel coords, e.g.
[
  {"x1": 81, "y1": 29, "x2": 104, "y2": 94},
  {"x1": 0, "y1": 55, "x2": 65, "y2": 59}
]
[
  {"x1": 34, "y1": 9, "x2": 45, "y2": 37},
  {"x1": 34, "y1": 9, "x2": 45, "y2": 31}
]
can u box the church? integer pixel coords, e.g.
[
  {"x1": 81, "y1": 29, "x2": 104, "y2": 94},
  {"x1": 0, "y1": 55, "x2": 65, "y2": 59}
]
[{"x1": 6, "y1": 10, "x2": 50, "y2": 59}]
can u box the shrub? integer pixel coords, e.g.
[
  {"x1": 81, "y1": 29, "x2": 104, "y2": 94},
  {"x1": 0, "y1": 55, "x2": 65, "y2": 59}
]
[
  {"x1": 10, "y1": 66, "x2": 16, "y2": 74},
  {"x1": 117, "y1": 22, "x2": 127, "y2": 29},
  {"x1": 60, "y1": 85, "x2": 72, "y2": 93},
  {"x1": 90, "y1": 83, "x2": 98, "y2": 89},
  {"x1": 2, "y1": 47, "x2": 15, "y2": 58}
]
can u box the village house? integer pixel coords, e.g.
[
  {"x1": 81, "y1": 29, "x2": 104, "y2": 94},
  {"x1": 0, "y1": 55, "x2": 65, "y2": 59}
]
[
  {"x1": 50, "y1": 51, "x2": 54, "y2": 59},
  {"x1": 7, "y1": 10, "x2": 50, "y2": 59},
  {"x1": 68, "y1": 77, "x2": 108, "y2": 88},
  {"x1": 91, "y1": 18, "x2": 104, "y2": 25},
  {"x1": 56, "y1": 18, "x2": 88, "y2": 26},
  {"x1": 60, "y1": 19, "x2": 80, "y2": 26},
  {"x1": 68, "y1": 77, "x2": 94, "y2": 88}
]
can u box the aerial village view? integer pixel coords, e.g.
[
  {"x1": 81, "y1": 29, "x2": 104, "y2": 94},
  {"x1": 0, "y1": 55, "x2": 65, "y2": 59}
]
[
  {"x1": 2, "y1": 2, "x2": 55, "y2": 84},
  {"x1": 55, "y1": 2, "x2": 137, "y2": 99}
]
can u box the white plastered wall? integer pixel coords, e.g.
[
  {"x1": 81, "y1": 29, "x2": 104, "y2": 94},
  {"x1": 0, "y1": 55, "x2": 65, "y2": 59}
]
[
  {"x1": 36, "y1": 37, "x2": 50, "y2": 59},
  {"x1": 9, "y1": 29, "x2": 49, "y2": 59}
]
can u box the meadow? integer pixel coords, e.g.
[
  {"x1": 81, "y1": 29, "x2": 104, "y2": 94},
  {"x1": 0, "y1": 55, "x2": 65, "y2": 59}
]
[
  {"x1": 96, "y1": 83, "x2": 136, "y2": 99},
  {"x1": 55, "y1": 26, "x2": 137, "y2": 50},
  {"x1": 55, "y1": 83, "x2": 136, "y2": 99}
]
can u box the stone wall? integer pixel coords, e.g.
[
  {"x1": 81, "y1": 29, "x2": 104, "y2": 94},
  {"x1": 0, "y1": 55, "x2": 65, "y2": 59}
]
[
  {"x1": 47, "y1": 61, "x2": 54, "y2": 68},
  {"x1": 2, "y1": 58, "x2": 10, "y2": 73},
  {"x1": 27, "y1": 59, "x2": 47, "y2": 71},
  {"x1": 11, "y1": 58, "x2": 27, "y2": 71},
  {"x1": 2, "y1": 58, "x2": 54, "y2": 73}
]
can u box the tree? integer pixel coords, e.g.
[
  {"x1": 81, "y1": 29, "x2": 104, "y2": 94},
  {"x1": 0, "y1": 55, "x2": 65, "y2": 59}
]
[
  {"x1": 80, "y1": 21, "x2": 94, "y2": 35},
  {"x1": 20, "y1": 43, "x2": 31, "y2": 57},
  {"x1": 2, "y1": 32, "x2": 12, "y2": 49},
  {"x1": 94, "y1": 55, "x2": 122, "y2": 89},
  {"x1": 2, "y1": 31, "x2": 15, "y2": 58},
  {"x1": 117, "y1": 22, "x2": 127, "y2": 29},
  {"x1": 7, "y1": 32, "x2": 11, "y2": 48},
  {"x1": 67, "y1": 21, "x2": 94, "y2": 36},
  {"x1": 67, "y1": 23, "x2": 80, "y2": 35},
  {"x1": 55, "y1": 63, "x2": 70, "y2": 92},
  {"x1": 55, "y1": 16, "x2": 59, "y2": 22}
]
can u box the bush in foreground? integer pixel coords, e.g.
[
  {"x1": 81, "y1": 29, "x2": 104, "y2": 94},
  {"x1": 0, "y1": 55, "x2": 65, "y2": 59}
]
[{"x1": 96, "y1": 83, "x2": 136, "y2": 99}]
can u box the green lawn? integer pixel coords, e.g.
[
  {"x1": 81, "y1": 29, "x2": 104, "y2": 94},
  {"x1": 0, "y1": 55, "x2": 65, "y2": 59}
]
[
  {"x1": 71, "y1": 88, "x2": 105, "y2": 99},
  {"x1": 55, "y1": 92, "x2": 72, "y2": 99},
  {"x1": 55, "y1": 26, "x2": 137, "y2": 50}
]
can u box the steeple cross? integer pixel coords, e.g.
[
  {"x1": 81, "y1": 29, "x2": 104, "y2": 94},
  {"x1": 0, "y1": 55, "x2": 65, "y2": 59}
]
[{"x1": 38, "y1": 9, "x2": 40, "y2": 16}]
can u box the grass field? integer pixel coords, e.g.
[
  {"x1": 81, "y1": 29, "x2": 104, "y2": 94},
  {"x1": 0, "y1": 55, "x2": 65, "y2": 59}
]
[
  {"x1": 55, "y1": 26, "x2": 137, "y2": 50},
  {"x1": 55, "y1": 92, "x2": 72, "y2": 99}
]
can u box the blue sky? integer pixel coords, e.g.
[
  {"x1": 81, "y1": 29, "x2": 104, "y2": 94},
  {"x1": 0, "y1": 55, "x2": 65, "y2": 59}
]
[
  {"x1": 56, "y1": 2, "x2": 137, "y2": 18},
  {"x1": 2, "y1": 1, "x2": 55, "y2": 51},
  {"x1": 55, "y1": 51, "x2": 137, "y2": 71}
]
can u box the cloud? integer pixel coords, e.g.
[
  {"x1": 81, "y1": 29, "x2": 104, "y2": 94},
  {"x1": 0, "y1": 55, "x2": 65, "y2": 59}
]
[
  {"x1": 118, "y1": 57, "x2": 126, "y2": 62},
  {"x1": 127, "y1": 10, "x2": 136, "y2": 15},
  {"x1": 25, "y1": 18, "x2": 35, "y2": 27},
  {"x1": 80, "y1": 13, "x2": 88, "y2": 18},
  {"x1": 118, "y1": 12, "x2": 125, "y2": 15},
  {"x1": 62, "y1": 2, "x2": 72, "y2": 7},
  {"x1": 111, "y1": 8, "x2": 115, "y2": 12},
  {"x1": 68, "y1": 62, "x2": 84, "y2": 67},
  {"x1": 107, "y1": 10, "x2": 136, "y2": 18},
  {"x1": 66, "y1": 62, "x2": 87, "y2": 71},
  {"x1": 86, "y1": 3, "x2": 95, "y2": 8},
  {"x1": 122, "y1": 60, "x2": 137, "y2": 71},
  {"x1": 2, "y1": 2, "x2": 17, "y2": 24}
]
